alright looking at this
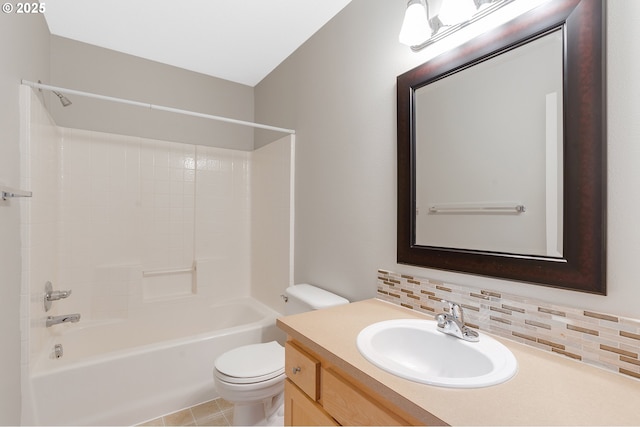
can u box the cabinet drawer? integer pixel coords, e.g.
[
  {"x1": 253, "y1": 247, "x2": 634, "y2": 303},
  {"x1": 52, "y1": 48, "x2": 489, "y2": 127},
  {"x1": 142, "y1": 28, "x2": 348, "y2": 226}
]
[
  {"x1": 322, "y1": 368, "x2": 409, "y2": 426},
  {"x1": 285, "y1": 341, "x2": 320, "y2": 400}
]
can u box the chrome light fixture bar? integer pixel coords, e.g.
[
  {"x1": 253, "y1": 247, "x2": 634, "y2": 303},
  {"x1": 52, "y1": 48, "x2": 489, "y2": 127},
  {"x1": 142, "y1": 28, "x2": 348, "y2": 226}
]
[{"x1": 399, "y1": 0, "x2": 515, "y2": 51}]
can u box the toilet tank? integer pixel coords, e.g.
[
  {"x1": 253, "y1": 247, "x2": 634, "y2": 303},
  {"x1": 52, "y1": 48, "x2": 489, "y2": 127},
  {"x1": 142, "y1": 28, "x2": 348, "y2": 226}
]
[{"x1": 284, "y1": 284, "x2": 349, "y2": 315}]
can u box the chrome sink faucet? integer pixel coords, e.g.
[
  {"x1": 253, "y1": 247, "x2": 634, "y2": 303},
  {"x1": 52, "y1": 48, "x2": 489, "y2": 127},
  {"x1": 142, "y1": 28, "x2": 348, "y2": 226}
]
[
  {"x1": 435, "y1": 300, "x2": 479, "y2": 342},
  {"x1": 46, "y1": 313, "x2": 81, "y2": 327}
]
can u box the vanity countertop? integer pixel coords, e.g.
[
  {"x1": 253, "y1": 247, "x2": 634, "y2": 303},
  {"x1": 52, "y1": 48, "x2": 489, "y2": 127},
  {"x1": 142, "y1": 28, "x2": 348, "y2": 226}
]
[{"x1": 276, "y1": 298, "x2": 640, "y2": 426}]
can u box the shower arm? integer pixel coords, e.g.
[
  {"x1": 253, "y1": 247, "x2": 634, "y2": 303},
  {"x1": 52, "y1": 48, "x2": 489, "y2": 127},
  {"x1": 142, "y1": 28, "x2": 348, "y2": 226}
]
[{"x1": 21, "y1": 80, "x2": 296, "y2": 135}]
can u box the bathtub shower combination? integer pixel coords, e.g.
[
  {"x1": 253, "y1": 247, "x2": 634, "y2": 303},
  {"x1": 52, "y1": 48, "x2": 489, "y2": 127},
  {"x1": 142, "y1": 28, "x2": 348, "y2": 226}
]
[
  {"x1": 29, "y1": 298, "x2": 282, "y2": 425},
  {"x1": 20, "y1": 84, "x2": 296, "y2": 425}
]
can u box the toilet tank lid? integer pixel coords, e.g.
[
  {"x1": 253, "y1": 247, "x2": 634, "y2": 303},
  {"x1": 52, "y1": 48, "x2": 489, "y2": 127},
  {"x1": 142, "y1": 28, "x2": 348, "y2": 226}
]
[{"x1": 285, "y1": 284, "x2": 349, "y2": 309}]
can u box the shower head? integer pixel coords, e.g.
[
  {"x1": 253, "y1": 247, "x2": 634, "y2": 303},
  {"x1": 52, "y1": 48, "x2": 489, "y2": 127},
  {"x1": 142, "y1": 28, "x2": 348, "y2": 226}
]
[{"x1": 53, "y1": 90, "x2": 72, "y2": 107}]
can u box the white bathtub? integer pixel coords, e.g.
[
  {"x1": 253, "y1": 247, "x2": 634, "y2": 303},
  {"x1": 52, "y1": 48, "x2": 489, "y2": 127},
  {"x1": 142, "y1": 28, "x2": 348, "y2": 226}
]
[{"x1": 27, "y1": 297, "x2": 284, "y2": 426}]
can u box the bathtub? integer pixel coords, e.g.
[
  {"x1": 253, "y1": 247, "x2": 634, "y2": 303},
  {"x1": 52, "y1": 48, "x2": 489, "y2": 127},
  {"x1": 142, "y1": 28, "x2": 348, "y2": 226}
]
[{"x1": 27, "y1": 297, "x2": 284, "y2": 426}]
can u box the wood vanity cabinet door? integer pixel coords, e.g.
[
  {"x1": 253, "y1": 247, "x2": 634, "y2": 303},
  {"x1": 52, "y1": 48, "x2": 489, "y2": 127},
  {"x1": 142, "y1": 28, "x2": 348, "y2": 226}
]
[
  {"x1": 322, "y1": 368, "x2": 409, "y2": 426},
  {"x1": 284, "y1": 379, "x2": 339, "y2": 426}
]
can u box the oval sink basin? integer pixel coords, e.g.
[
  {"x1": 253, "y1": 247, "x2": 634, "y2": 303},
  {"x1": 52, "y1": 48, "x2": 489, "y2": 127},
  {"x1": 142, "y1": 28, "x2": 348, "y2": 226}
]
[{"x1": 357, "y1": 319, "x2": 517, "y2": 388}]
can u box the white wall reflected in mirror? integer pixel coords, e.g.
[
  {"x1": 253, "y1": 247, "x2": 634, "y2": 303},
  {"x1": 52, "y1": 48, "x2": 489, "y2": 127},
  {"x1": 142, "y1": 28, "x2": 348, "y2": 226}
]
[{"x1": 414, "y1": 29, "x2": 563, "y2": 257}]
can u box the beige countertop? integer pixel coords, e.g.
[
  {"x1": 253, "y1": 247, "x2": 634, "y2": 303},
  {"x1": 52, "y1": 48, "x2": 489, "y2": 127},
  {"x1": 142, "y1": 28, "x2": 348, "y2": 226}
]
[{"x1": 276, "y1": 298, "x2": 640, "y2": 426}]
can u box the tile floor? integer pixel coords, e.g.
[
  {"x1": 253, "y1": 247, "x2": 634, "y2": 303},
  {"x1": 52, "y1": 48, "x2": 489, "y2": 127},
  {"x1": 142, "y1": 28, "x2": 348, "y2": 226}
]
[{"x1": 138, "y1": 398, "x2": 234, "y2": 426}]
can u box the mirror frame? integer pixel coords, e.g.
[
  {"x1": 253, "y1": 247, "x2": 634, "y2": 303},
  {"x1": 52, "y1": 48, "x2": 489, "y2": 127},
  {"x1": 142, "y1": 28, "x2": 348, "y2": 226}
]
[{"x1": 397, "y1": 0, "x2": 606, "y2": 294}]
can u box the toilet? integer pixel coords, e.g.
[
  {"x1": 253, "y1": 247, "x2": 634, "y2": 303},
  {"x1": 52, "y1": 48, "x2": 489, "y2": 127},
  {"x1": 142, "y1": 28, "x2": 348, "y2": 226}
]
[{"x1": 213, "y1": 284, "x2": 349, "y2": 426}]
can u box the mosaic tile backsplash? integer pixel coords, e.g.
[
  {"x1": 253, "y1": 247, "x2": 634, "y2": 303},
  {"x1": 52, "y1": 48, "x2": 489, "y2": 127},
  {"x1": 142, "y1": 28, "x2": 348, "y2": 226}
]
[{"x1": 377, "y1": 269, "x2": 640, "y2": 381}]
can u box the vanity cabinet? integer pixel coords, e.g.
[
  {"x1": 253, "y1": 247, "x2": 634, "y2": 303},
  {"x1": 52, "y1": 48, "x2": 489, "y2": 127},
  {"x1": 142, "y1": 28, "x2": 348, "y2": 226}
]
[{"x1": 284, "y1": 340, "x2": 421, "y2": 426}]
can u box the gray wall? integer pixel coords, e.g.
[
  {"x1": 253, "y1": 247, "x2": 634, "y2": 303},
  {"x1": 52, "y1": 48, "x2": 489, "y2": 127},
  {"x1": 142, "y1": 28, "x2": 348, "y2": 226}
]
[
  {"x1": 0, "y1": 11, "x2": 50, "y2": 425},
  {"x1": 255, "y1": 0, "x2": 640, "y2": 319},
  {"x1": 256, "y1": 0, "x2": 413, "y2": 303},
  {"x1": 49, "y1": 36, "x2": 255, "y2": 150}
]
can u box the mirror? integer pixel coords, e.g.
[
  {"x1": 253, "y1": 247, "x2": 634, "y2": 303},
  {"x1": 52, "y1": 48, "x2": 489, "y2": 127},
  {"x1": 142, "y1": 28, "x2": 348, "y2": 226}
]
[
  {"x1": 415, "y1": 29, "x2": 564, "y2": 257},
  {"x1": 397, "y1": 0, "x2": 606, "y2": 294}
]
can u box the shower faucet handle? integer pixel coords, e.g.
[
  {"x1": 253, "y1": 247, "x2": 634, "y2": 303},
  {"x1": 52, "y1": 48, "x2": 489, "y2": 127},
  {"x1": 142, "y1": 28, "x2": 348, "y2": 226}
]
[
  {"x1": 44, "y1": 281, "x2": 73, "y2": 312},
  {"x1": 46, "y1": 289, "x2": 72, "y2": 301}
]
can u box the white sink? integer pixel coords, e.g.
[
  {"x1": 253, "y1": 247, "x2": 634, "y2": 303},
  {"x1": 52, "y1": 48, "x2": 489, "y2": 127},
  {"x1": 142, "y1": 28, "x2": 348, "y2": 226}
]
[{"x1": 356, "y1": 319, "x2": 517, "y2": 388}]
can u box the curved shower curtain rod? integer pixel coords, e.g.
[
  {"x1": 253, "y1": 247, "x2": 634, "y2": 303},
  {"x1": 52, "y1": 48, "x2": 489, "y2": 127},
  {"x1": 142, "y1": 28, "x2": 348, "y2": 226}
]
[{"x1": 21, "y1": 80, "x2": 296, "y2": 135}]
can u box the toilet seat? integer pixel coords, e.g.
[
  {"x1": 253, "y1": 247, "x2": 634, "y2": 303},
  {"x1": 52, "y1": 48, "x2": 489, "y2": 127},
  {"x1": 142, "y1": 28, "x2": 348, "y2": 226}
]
[{"x1": 214, "y1": 341, "x2": 284, "y2": 384}]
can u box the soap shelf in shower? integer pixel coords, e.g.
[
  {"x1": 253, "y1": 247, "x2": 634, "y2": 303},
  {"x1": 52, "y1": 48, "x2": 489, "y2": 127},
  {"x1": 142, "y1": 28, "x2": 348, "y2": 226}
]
[{"x1": 1, "y1": 185, "x2": 32, "y2": 201}]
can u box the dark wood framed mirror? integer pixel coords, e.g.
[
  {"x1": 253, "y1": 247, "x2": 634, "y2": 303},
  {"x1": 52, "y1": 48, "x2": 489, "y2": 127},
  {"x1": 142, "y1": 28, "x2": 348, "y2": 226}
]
[{"x1": 397, "y1": 0, "x2": 606, "y2": 294}]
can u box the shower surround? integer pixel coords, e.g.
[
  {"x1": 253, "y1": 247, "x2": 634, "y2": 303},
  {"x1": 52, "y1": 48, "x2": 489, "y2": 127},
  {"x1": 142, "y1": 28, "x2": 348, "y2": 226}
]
[{"x1": 19, "y1": 87, "x2": 294, "y2": 424}]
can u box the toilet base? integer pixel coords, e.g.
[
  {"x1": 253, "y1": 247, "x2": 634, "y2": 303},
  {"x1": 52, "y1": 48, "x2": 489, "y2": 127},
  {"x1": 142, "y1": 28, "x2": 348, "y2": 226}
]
[
  {"x1": 263, "y1": 402, "x2": 285, "y2": 426},
  {"x1": 231, "y1": 391, "x2": 284, "y2": 426}
]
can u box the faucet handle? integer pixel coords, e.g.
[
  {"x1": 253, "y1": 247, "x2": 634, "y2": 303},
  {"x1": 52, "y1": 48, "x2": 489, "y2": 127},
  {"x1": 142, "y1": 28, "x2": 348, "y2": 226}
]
[
  {"x1": 46, "y1": 289, "x2": 72, "y2": 301},
  {"x1": 44, "y1": 281, "x2": 73, "y2": 312},
  {"x1": 441, "y1": 299, "x2": 464, "y2": 323}
]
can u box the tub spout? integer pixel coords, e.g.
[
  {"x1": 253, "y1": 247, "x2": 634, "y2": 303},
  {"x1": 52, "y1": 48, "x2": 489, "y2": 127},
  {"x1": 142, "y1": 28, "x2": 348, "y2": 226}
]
[{"x1": 46, "y1": 313, "x2": 81, "y2": 327}]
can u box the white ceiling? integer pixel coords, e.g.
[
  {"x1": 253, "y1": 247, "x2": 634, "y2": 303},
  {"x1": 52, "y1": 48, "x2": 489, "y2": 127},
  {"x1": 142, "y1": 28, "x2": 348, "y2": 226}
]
[{"x1": 43, "y1": 0, "x2": 352, "y2": 87}]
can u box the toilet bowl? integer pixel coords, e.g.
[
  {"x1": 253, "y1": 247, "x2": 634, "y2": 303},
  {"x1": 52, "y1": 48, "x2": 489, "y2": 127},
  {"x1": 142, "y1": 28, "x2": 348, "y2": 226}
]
[
  {"x1": 214, "y1": 341, "x2": 285, "y2": 426},
  {"x1": 212, "y1": 284, "x2": 349, "y2": 426}
]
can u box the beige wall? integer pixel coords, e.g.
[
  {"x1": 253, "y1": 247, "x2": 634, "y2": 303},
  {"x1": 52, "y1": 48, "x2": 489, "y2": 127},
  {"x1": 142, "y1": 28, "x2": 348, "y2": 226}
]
[
  {"x1": 0, "y1": 11, "x2": 50, "y2": 425},
  {"x1": 49, "y1": 36, "x2": 255, "y2": 150},
  {"x1": 255, "y1": 0, "x2": 640, "y2": 319}
]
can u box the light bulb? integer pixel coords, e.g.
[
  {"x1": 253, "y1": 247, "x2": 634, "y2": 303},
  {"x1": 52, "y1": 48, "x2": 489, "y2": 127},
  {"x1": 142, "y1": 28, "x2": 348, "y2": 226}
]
[{"x1": 399, "y1": 0, "x2": 432, "y2": 46}]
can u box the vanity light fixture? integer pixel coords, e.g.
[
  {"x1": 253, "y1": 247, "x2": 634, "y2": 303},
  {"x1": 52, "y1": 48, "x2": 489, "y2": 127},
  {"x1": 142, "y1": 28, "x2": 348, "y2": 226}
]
[
  {"x1": 399, "y1": 0, "x2": 516, "y2": 51},
  {"x1": 438, "y1": 0, "x2": 477, "y2": 26}
]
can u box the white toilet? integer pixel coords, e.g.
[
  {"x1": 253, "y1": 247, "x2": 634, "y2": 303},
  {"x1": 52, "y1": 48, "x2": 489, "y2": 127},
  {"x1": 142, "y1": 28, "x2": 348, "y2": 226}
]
[{"x1": 213, "y1": 284, "x2": 349, "y2": 426}]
